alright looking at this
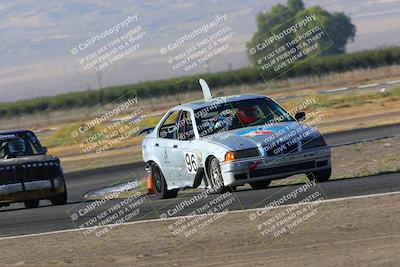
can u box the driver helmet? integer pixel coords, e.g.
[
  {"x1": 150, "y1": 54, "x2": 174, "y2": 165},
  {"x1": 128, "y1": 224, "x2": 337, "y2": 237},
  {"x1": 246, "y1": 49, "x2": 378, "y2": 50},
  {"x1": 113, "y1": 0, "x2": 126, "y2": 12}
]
[
  {"x1": 7, "y1": 138, "x2": 26, "y2": 155},
  {"x1": 237, "y1": 106, "x2": 260, "y2": 124}
]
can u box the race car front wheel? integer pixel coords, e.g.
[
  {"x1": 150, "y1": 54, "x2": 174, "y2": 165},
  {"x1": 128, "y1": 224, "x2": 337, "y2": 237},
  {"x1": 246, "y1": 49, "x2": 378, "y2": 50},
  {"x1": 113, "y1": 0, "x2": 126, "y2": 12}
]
[
  {"x1": 249, "y1": 180, "x2": 271, "y2": 190},
  {"x1": 50, "y1": 186, "x2": 68, "y2": 205},
  {"x1": 208, "y1": 157, "x2": 235, "y2": 193},
  {"x1": 306, "y1": 168, "x2": 331, "y2": 182},
  {"x1": 152, "y1": 164, "x2": 178, "y2": 199},
  {"x1": 24, "y1": 199, "x2": 39, "y2": 209}
]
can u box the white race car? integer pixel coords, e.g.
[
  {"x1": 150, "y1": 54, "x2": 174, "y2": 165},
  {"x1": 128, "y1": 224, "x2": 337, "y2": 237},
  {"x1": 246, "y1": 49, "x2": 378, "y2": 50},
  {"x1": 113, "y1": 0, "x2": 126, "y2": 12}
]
[{"x1": 141, "y1": 80, "x2": 331, "y2": 199}]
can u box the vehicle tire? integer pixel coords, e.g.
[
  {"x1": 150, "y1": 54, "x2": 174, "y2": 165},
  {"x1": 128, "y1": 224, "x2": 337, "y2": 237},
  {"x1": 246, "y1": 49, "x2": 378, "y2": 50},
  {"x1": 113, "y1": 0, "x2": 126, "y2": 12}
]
[
  {"x1": 152, "y1": 164, "x2": 178, "y2": 199},
  {"x1": 208, "y1": 157, "x2": 226, "y2": 194},
  {"x1": 306, "y1": 168, "x2": 331, "y2": 183},
  {"x1": 24, "y1": 199, "x2": 39, "y2": 209},
  {"x1": 227, "y1": 186, "x2": 237, "y2": 192},
  {"x1": 50, "y1": 186, "x2": 68, "y2": 205},
  {"x1": 249, "y1": 180, "x2": 271, "y2": 190}
]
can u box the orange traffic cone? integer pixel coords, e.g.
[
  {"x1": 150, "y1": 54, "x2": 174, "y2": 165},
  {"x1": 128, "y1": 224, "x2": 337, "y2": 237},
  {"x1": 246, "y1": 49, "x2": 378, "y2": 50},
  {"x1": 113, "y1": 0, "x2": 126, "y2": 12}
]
[{"x1": 147, "y1": 175, "x2": 153, "y2": 194}]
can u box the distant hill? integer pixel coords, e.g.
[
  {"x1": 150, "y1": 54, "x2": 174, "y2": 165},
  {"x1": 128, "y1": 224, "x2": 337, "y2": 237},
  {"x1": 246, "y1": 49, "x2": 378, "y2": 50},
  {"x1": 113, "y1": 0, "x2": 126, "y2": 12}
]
[{"x1": 1, "y1": 0, "x2": 400, "y2": 101}]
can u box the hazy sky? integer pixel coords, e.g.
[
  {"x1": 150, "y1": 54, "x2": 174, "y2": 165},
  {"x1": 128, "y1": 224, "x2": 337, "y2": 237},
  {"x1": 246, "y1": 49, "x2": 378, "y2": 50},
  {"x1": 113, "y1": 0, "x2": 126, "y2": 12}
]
[{"x1": 1, "y1": 0, "x2": 400, "y2": 102}]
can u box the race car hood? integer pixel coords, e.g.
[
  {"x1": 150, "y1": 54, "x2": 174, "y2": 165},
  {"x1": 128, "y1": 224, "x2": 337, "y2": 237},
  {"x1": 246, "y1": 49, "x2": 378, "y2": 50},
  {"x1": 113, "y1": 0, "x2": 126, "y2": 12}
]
[
  {"x1": 0, "y1": 154, "x2": 59, "y2": 166},
  {"x1": 202, "y1": 122, "x2": 322, "y2": 151}
]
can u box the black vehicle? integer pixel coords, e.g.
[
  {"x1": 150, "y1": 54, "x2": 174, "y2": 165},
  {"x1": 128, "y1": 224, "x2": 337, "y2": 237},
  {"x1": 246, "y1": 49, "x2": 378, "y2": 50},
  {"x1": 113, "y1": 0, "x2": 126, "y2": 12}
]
[{"x1": 0, "y1": 129, "x2": 67, "y2": 209}]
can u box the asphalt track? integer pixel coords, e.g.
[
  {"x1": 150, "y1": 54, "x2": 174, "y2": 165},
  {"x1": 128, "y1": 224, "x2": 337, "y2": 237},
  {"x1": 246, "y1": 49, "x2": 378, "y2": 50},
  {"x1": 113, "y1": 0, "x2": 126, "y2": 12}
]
[{"x1": 0, "y1": 123, "x2": 399, "y2": 238}]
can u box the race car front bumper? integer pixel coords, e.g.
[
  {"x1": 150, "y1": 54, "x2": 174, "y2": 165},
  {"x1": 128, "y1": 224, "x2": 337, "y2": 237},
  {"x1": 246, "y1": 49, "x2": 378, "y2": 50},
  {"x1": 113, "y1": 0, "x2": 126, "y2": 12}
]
[
  {"x1": 220, "y1": 146, "x2": 331, "y2": 186},
  {"x1": 0, "y1": 177, "x2": 65, "y2": 204}
]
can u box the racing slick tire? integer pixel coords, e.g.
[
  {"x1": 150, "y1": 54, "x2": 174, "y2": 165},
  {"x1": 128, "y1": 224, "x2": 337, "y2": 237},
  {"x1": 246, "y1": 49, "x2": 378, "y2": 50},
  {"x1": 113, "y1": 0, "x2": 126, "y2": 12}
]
[
  {"x1": 306, "y1": 168, "x2": 331, "y2": 183},
  {"x1": 50, "y1": 186, "x2": 68, "y2": 205},
  {"x1": 151, "y1": 164, "x2": 178, "y2": 199},
  {"x1": 207, "y1": 157, "x2": 229, "y2": 194},
  {"x1": 249, "y1": 180, "x2": 271, "y2": 190},
  {"x1": 24, "y1": 199, "x2": 40, "y2": 209}
]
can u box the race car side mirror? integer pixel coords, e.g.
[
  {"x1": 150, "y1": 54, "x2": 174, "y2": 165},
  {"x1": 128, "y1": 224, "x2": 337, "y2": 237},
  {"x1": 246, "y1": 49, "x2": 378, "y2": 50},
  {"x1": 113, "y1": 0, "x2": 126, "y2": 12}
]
[
  {"x1": 42, "y1": 146, "x2": 48, "y2": 154},
  {"x1": 295, "y1": 111, "x2": 306, "y2": 121},
  {"x1": 136, "y1": 127, "x2": 154, "y2": 137}
]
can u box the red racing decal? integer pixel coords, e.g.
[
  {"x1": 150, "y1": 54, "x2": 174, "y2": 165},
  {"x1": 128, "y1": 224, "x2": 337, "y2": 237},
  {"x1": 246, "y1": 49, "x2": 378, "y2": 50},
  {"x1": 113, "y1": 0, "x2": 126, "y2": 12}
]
[{"x1": 243, "y1": 130, "x2": 273, "y2": 137}]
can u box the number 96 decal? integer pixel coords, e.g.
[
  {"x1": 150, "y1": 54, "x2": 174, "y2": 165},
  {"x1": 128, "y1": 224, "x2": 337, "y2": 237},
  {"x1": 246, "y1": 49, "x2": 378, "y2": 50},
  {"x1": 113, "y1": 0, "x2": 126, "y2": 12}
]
[{"x1": 185, "y1": 152, "x2": 198, "y2": 174}]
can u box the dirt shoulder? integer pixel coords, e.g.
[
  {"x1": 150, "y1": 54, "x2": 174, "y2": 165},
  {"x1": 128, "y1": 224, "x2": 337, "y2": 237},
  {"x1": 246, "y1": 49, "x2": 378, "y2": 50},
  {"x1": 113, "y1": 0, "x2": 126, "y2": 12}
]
[{"x1": 1, "y1": 193, "x2": 400, "y2": 267}]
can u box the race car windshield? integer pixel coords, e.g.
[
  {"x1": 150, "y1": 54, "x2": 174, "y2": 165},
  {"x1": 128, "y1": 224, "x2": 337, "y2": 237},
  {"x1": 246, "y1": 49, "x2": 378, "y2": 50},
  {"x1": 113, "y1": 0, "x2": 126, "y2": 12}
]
[
  {"x1": 194, "y1": 97, "x2": 294, "y2": 137},
  {"x1": 0, "y1": 132, "x2": 44, "y2": 158}
]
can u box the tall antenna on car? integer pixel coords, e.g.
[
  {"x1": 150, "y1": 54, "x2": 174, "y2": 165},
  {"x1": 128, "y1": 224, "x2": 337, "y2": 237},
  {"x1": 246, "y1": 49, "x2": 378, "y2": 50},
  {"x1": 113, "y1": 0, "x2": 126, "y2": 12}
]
[
  {"x1": 176, "y1": 94, "x2": 181, "y2": 105},
  {"x1": 199, "y1": 79, "x2": 212, "y2": 100}
]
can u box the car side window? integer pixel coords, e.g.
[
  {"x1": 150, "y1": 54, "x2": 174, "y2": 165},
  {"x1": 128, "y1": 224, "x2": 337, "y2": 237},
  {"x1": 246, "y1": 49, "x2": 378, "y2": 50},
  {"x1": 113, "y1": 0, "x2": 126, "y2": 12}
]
[
  {"x1": 177, "y1": 111, "x2": 195, "y2": 141},
  {"x1": 158, "y1": 111, "x2": 180, "y2": 139}
]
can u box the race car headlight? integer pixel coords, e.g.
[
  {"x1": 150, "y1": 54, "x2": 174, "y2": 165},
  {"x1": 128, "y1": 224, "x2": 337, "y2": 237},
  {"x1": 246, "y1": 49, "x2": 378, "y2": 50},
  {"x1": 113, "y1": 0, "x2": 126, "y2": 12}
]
[
  {"x1": 225, "y1": 151, "x2": 235, "y2": 161},
  {"x1": 225, "y1": 148, "x2": 260, "y2": 161}
]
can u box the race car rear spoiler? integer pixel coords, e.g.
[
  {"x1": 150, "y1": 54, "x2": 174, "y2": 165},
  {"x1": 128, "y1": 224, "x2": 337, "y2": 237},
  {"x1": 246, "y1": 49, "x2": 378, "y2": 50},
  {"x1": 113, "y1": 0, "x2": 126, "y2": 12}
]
[{"x1": 136, "y1": 127, "x2": 154, "y2": 137}]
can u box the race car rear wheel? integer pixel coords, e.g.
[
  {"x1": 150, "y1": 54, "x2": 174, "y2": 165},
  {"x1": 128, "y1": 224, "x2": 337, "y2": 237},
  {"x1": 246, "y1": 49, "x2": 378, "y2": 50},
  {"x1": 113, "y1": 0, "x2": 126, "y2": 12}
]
[
  {"x1": 306, "y1": 168, "x2": 331, "y2": 182},
  {"x1": 249, "y1": 180, "x2": 271, "y2": 190},
  {"x1": 50, "y1": 186, "x2": 68, "y2": 205},
  {"x1": 208, "y1": 157, "x2": 227, "y2": 194},
  {"x1": 152, "y1": 164, "x2": 178, "y2": 199},
  {"x1": 24, "y1": 199, "x2": 39, "y2": 209}
]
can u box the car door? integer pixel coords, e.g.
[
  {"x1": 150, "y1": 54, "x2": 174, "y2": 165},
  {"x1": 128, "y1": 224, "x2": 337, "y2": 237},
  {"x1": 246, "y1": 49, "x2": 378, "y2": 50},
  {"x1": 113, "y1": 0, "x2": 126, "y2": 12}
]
[
  {"x1": 155, "y1": 110, "x2": 181, "y2": 185},
  {"x1": 173, "y1": 110, "x2": 199, "y2": 187}
]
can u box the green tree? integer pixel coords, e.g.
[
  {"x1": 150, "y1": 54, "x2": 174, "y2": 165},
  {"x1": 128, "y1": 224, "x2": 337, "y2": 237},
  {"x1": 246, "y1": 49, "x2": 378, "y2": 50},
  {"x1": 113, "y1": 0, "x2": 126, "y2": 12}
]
[{"x1": 247, "y1": 0, "x2": 356, "y2": 55}]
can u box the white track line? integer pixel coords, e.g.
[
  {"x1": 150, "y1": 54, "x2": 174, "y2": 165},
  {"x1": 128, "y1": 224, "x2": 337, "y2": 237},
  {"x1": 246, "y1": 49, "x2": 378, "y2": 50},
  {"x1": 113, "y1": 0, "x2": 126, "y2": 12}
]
[
  {"x1": 1, "y1": 190, "x2": 400, "y2": 241},
  {"x1": 323, "y1": 87, "x2": 349, "y2": 93},
  {"x1": 386, "y1": 80, "x2": 400, "y2": 85},
  {"x1": 358, "y1": 83, "x2": 379, "y2": 89}
]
